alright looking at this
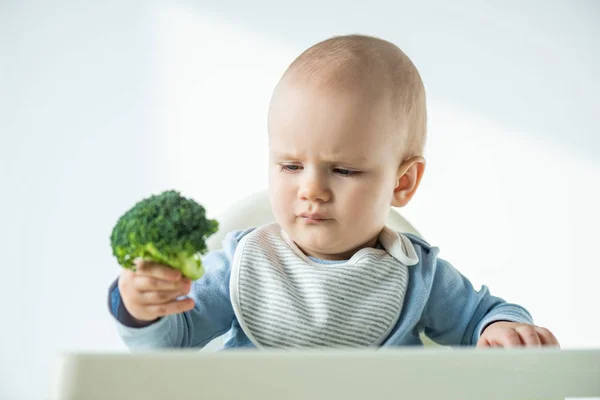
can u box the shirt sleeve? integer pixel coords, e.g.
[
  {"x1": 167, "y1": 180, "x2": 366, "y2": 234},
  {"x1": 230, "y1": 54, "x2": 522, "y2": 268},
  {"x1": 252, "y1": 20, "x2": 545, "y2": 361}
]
[
  {"x1": 107, "y1": 229, "x2": 252, "y2": 350},
  {"x1": 418, "y1": 257, "x2": 534, "y2": 346}
]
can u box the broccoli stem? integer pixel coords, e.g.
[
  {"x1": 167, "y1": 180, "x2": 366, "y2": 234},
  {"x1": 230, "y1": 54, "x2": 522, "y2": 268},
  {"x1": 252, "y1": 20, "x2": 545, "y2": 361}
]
[
  {"x1": 141, "y1": 243, "x2": 204, "y2": 280},
  {"x1": 177, "y1": 254, "x2": 204, "y2": 281}
]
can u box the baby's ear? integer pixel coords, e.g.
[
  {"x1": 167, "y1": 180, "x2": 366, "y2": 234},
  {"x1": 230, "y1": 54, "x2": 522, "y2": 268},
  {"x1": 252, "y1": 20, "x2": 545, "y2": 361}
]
[{"x1": 391, "y1": 156, "x2": 426, "y2": 207}]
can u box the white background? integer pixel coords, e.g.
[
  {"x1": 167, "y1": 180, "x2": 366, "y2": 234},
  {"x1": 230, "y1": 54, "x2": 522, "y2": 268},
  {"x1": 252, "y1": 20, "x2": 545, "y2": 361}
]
[{"x1": 1, "y1": 1, "x2": 599, "y2": 398}]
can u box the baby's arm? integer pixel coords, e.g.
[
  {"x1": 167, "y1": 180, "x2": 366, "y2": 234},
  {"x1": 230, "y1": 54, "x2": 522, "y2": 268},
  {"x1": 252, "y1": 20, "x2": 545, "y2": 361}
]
[
  {"x1": 107, "y1": 230, "x2": 248, "y2": 350},
  {"x1": 418, "y1": 258, "x2": 538, "y2": 346}
]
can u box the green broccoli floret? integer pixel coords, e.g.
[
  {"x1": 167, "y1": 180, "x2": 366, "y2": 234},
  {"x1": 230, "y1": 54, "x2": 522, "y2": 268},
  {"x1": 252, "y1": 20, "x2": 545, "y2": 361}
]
[{"x1": 110, "y1": 190, "x2": 218, "y2": 280}]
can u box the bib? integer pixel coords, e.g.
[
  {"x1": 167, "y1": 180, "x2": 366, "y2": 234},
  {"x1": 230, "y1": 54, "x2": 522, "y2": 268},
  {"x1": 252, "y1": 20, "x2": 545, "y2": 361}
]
[{"x1": 230, "y1": 223, "x2": 419, "y2": 348}]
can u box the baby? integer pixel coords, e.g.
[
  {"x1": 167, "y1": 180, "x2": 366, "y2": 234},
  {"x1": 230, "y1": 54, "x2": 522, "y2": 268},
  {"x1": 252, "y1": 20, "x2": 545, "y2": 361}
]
[{"x1": 108, "y1": 34, "x2": 559, "y2": 349}]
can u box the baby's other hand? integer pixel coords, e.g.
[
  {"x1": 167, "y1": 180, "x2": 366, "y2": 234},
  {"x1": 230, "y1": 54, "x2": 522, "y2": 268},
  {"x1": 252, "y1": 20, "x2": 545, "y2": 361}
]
[{"x1": 477, "y1": 321, "x2": 559, "y2": 348}]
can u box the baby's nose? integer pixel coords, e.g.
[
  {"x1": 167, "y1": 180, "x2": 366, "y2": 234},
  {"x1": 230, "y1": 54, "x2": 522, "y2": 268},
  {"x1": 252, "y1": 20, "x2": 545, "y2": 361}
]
[{"x1": 298, "y1": 176, "x2": 331, "y2": 202}]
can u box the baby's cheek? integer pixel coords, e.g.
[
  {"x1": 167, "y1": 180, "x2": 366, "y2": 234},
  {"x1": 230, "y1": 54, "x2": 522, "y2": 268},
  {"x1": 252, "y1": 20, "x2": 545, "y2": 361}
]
[
  {"x1": 355, "y1": 189, "x2": 385, "y2": 216},
  {"x1": 270, "y1": 183, "x2": 293, "y2": 209}
]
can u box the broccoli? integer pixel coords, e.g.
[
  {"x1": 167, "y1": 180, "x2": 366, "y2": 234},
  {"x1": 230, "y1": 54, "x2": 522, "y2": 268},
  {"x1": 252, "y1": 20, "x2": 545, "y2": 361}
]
[{"x1": 110, "y1": 190, "x2": 219, "y2": 280}]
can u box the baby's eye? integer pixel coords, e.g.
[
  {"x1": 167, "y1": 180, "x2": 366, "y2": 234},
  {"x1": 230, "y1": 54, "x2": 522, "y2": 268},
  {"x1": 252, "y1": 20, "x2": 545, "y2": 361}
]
[
  {"x1": 281, "y1": 165, "x2": 302, "y2": 172},
  {"x1": 334, "y1": 168, "x2": 359, "y2": 177}
]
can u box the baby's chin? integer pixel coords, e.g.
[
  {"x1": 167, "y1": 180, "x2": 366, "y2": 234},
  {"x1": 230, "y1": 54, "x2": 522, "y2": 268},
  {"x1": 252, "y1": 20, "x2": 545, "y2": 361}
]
[
  {"x1": 276, "y1": 217, "x2": 357, "y2": 258},
  {"x1": 290, "y1": 231, "x2": 356, "y2": 260}
]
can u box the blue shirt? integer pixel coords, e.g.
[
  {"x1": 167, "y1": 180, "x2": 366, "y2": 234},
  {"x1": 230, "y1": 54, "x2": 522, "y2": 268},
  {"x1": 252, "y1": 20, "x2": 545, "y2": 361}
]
[{"x1": 108, "y1": 228, "x2": 533, "y2": 349}]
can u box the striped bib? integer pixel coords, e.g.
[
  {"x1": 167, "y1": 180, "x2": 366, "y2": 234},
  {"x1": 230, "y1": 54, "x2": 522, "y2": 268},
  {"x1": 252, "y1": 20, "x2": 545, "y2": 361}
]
[{"x1": 230, "y1": 223, "x2": 419, "y2": 348}]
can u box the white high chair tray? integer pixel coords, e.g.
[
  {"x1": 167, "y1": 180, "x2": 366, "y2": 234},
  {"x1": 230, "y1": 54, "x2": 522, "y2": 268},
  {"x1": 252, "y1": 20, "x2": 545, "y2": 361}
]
[{"x1": 50, "y1": 347, "x2": 599, "y2": 400}]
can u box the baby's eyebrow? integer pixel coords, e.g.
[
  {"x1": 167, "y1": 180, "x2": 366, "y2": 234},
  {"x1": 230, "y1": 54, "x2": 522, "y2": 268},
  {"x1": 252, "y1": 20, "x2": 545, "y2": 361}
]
[
  {"x1": 340, "y1": 155, "x2": 369, "y2": 164},
  {"x1": 272, "y1": 152, "x2": 300, "y2": 160},
  {"x1": 272, "y1": 151, "x2": 368, "y2": 165},
  {"x1": 322, "y1": 152, "x2": 369, "y2": 165}
]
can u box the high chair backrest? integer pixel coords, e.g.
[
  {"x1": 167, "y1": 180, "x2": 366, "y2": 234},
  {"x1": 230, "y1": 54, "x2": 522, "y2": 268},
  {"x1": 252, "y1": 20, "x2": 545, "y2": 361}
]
[{"x1": 205, "y1": 189, "x2": 423, "y2": 252}]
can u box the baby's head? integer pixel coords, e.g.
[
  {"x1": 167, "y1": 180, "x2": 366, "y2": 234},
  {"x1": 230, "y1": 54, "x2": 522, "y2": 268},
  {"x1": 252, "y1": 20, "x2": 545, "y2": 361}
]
[{"x1": 267, "y1": 34, "x2": 427, "y2": 260}]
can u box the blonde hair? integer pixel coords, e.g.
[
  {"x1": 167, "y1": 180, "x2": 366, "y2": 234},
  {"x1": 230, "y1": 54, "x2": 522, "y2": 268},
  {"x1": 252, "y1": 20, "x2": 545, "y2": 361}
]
[{"x1": 280, "y1": 34, "x2": 427, "y2": 160}]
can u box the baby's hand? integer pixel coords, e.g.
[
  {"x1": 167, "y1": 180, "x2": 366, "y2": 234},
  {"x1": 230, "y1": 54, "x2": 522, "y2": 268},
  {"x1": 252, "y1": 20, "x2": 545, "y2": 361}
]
[
  {"x1": 477, "y1": 321, "x2": 559, "y2": 348},
  {"x1": 118, "y1": 259, "x2": 195, "y2": 324}
]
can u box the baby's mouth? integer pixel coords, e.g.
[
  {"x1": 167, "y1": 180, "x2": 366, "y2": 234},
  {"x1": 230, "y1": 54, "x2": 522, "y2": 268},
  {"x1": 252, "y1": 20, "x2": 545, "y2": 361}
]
[{"x1": 298, "y1": 212, "x2": 331, "y2": 223}]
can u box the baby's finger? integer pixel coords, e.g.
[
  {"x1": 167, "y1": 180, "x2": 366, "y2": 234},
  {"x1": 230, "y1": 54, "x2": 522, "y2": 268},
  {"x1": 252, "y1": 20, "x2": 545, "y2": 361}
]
[
  {"x1": 516, "y1": 326, "x2": 542, "y2": 347},
  {"x1": 138, "y1": 289, "x2": 190, "y2": 305},
  {"x1": 133, "y1": 275, "x2": 191, "y2": 293},
  {"x1": 135, "y1": 259, "x2": 182, "y2": 281},
  {"x1": 149, "y1": 298, "x2": 195, "y2": 317},
  {"x1": 497, "y1": 329, "x2": 524, "y2": 348},
  {"x1": 535, "y1": 327, "x2": 560, "y2": 347},
  {"x1": 476, "y1": 337, "x2": 491, "y2": 348}
]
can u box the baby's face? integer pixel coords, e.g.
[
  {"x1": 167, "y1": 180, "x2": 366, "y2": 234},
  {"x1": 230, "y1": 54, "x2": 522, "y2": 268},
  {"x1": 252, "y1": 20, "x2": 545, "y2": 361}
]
[{"x1": 268, "y1": 82, "x2": 401, "y2": 260}]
